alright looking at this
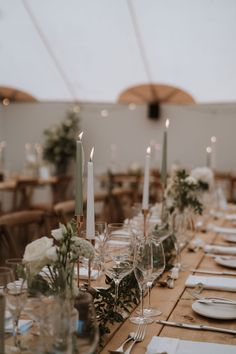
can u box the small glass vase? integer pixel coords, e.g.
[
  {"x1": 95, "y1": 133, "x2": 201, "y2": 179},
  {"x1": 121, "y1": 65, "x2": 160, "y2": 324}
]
[
  {"x1": 170, "y1": 209, "x2": 195, "y2": 270},
  {"x1": 171, "y1": 209, "x2": 195, "y2": 248}
]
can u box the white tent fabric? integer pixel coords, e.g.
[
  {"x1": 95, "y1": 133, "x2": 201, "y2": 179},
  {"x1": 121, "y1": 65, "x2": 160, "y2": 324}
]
[{"x1": 0, "y1": 0, "x2": 236, "y2": 103}]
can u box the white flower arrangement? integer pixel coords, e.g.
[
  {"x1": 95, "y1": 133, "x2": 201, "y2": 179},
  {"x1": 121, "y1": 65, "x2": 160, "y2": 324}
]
[
  {"x1": 166, "y1": 169, "x2": 203, "y2": 214},
  {"x1": 190, "y1": 167, "x2": 214, "y2": 191},
  {"x1": 23, "y1": 221, "x2": 95, "y2": 295}
]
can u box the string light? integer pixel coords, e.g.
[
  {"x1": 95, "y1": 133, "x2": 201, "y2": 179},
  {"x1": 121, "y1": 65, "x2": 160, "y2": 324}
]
[
  {"x1": 100, "y1": 109, "x2": 109, "y2": 117},
  {"x1": 2, "y1": 98, "x2": 10, "y2": 106},
  {"x1": 211, "y1": 136, "x2": 217, "y2": 143},
  {"x1": 128, "y1": 103, "x2": 136, "y2": 110}
]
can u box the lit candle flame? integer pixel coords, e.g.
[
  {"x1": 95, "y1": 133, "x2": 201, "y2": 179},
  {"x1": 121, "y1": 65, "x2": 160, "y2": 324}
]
[
  {"x1": 78, "y1": 132, "x2": 83, "y2": 140},
  {"x1": 90, "y1": 147, "x2": 94, "y2": 161},
  {"x1": 165, "y1": 119, "x2": 170, "y2": 129},
  {"x1": 206, "y1": 146, "x2": 212, "y2": 153},
  {"x1": 147, "y1": 146, "x2": 151, "y2": 154},
  {"x1": 211, "y1": 136, "x2": 217, "y2": 143}
]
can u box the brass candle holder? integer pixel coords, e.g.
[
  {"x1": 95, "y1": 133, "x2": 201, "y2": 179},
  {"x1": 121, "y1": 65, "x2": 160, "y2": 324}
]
[
  {"x1": 142, "y1": 208, "x2": 149, "y2": 238},
  {"x1": 87, "y1": 239, "x2": 95, "y2": 287},
  {"x1": 76, "y1": 215, "x2": 84, "y2": 287}
]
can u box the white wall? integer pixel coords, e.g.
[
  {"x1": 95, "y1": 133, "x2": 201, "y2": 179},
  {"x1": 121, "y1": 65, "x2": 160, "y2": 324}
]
[{"x1": 1, "y1": 101, "x2": 236, "y2": 176}]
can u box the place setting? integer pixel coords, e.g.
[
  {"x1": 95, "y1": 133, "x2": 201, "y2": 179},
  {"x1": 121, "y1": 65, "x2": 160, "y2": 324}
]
[{"x1": 1, "y1": 4, "x2": 236, "y2": 352}]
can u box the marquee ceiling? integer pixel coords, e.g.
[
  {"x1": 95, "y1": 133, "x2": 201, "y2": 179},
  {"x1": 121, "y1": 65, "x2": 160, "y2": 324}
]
[{"x1": 0, "y1": 0, "x2": 236, "y2": 103}]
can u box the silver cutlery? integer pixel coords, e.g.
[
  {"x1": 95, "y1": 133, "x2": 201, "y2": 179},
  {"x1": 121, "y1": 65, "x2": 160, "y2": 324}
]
[
  {"x1": 124, "y1": 323, "x2": 147, "y2": 354},
  {"x1": 156, "y1": 319, "x2": 236, "y2": 335},
  {"x1": 109, "y1": 332, "x2": 135, "y2": 353},
  {"x1": 197, "y1": 298, "x2": 236, "y2": 306},
  {"x1": 186, "y1": 287, "x2": 236, "y2": 304},
  {"x1": 191, "y1": 268, "x2": 236, "y2": 276},
  {"x1": 205, "y1": 254, "x2": 236, "y2": 260}
]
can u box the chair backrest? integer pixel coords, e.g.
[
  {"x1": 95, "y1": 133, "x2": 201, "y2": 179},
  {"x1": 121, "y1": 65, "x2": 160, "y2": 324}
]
[
  {"x1": 54, "y1": 192, "x2": 108, "y2": 225},
  {"x1": 12, "y1": 177, "x2": 38, "y2": 211},
  {"x1": 51, "y1": 176, "x2": 73, "y2": 204},
  {"x1": 0, "y1": 210, "x2": 51, "y2": 261},
  {"x1": 54, "y1": 200, "x2": 76, "y2": 224}
]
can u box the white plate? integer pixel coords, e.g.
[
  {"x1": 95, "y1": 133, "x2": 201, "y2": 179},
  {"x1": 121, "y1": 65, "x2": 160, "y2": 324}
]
[
  {"x1": 214, "y1": 256, "x2": 236, "y2": 269},
  {"x1": 223, "y1": 234, "x2": 236, "y2": 243},
  {"x1": 192, "y1": 300, "x2": 236, "y2": 319}
]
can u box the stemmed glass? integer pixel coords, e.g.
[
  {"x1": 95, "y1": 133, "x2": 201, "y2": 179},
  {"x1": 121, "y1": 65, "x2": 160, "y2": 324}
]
[
  {"x1": 0, "y1": 267, "x2": 15, "y2": 352},
  {"x1": 94, "y1": 222, "x2": 108, "y2": 269},
  {"x1": 5, "y1": 259, "x2": 28, "y2": 352},
  {"x1": 105, "y1": 223, "x2": 134, "y2": 311},
  {"x1": 129, "y1": 236, "x2": 153, "y2": 324},
  {"x1": 142, "y1": 241, "x2": 165, "y2": 317}
]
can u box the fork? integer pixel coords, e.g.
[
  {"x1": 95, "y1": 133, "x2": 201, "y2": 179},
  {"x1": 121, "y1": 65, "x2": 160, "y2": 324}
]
[
  {"x1": 124, "y1": 323, "x2": 147, "y2": 354},
  {"x1": 186, "y1": 288, "x2": 235, "y2": 303}
]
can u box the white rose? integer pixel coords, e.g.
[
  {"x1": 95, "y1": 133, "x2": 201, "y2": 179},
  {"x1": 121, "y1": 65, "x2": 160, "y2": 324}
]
[
  {"x1": 191, "y1": 167, "x2": 214, "y2": 189},
  {"x1": 23, "y1": 237, "x2": 53, "y2": 275},
  {"x1": 185, "y1": 176, "x2": 197, "y2": 185},
  {"x1": 46, "y1": 246, "x2": 58, "y2": 262},
  {"x1": 51, "y1": 228, "x2": 63, "y2": 241}
]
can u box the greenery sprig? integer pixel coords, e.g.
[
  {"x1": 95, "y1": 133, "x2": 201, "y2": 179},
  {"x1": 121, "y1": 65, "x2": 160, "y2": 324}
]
[
  {"x1": 166, "y1": 169, "x2": 203, "y2": 214},
  {"x1": 92, "y1": 271, "x2": 139, "y2": 344},
  {"x1": 43, "y1": 108, "x2": 79, "y2": 175}
]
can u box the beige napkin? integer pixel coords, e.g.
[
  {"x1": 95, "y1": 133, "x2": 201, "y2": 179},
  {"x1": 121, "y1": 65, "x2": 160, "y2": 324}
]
[
  {"x1": 204, "y1": 244, "x2": 236, "y2": 255},
  {"x1": 210, "y1": 225, "x2": 236, "y2": 234},
  {"x1": 185, "y1": 275, "x2": 236, "y2": 292},
  {"x1": 146, "y1": 336, "x2": 236, "y2": 354},
  {"x1": 42, "y1": 266, "x2": 99, "y2": 280},
  {"x1": 75, "y1": 267, "x2": 99, "y2": 280}
]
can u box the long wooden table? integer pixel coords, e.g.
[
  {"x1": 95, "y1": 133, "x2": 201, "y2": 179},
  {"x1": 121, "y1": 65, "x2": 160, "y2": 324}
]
[
  {"x1": 4, "y1": 216, "x2": 236, "y2": 353},
  {"x1": 100, "y1": 220, "x2": 236, "y2": 353}
]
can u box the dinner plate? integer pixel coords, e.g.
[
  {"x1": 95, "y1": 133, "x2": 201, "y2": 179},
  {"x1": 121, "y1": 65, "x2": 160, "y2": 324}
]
[
  {"x1": 192, "y1": 300, "x2": 236, "y2": 319},
  {"x1": 214, "y1": 256, "x2": 236, "y2": 269},
  {"x1": 223, "y1": 234, "x2": 236, "y2": 243}
]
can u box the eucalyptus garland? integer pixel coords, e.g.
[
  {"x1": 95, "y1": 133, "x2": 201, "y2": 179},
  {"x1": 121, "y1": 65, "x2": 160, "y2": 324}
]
[{"x1": 92, "y1": 271, "x2": 140, "y2": 343}]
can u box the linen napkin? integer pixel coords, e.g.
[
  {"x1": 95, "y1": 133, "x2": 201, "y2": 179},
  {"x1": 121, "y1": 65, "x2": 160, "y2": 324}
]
[
  {"x1": 42, "y1": 266, "x2": 99, "y2": 280},
  {"x1": 185, "y1": 275, "x2": 236, "y2": 292},
  {"x1": 146, "y1": 336, "x2": 236, "y2": 354},
  {"x1": 5, "y1": 319, "x2": 32, "y2": 334},
  {"x1": 75, "y1": 267, "x2": 99, "y2": 280},
  {"x1": 209, "y1": 225, "x2": 236, "y2": 235},
  {"x1": 204, "y1": 244, "x2": 236, "y2": 255}
]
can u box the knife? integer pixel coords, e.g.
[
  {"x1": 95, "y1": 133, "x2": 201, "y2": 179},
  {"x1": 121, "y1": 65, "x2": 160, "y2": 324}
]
[
  {"x1": 156, "y1": 319, "x2": 236, "y2": 335},
  {"x1": 191, "y1": 268, "x2": 236, "y2": 276}
]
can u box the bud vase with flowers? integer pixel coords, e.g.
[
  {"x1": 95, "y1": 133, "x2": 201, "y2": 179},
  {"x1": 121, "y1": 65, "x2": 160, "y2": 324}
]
[{"x1": 22, "y1": 220, "x2": 96, "y2": 353}]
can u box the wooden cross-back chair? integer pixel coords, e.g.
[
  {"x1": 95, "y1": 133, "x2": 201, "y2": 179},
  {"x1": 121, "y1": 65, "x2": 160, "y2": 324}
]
[
  {"x1": 53, "y1": 191, "x2": 108, "y2": 225},
  {"x1": 12, "y1": 178, "x2": 38, "y2": 211},
  {"x1": 0, "y1": 210, "x2": 51, "y2": 264}
]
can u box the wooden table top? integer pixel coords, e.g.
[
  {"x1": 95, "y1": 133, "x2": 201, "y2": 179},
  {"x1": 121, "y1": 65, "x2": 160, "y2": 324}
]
[
  {"x1": 0, "y1": 176, "x2": 59, "y2": 191},
  {"x1": 101, "y1": 219, "x2": 236, "y2": 353},
  {"x1": 4, "y1": 215, "x2": 236, "y2": 353}
]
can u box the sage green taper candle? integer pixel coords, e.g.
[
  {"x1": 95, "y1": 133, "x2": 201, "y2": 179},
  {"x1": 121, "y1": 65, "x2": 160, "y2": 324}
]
[
  {"x1": 161, "y1": 119, "x2": 169, "y2": 186},
  {"x1": 75, "y1": 132, "x2": 84, "y2": 215}
]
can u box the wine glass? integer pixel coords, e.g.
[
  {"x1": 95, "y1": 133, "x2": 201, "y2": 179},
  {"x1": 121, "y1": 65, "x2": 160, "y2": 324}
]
[
  {"x1": 142, "y1": 240, "x2": 165, "y2": 317},
  {"x1": 5, "y1": 259, "x2": 28, "y2": 351},
  {"x1": 105, "y1": 223, "x2": 134, "y2": 311},
  {"x1": 94, "y1": 222, "x2": 108, "y2": 267},
  {"x1": 129, "y1": 236, "x2": 153, "y2": 324},
  {"x1": 0, "y1": 267, "x2": 15, "y2": 352}
]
